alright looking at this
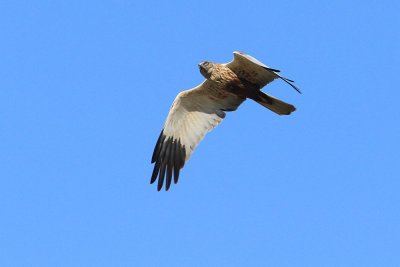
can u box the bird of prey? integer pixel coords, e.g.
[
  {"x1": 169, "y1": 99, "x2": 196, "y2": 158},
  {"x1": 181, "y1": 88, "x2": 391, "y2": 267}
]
[{"x1": 151, "y1": 51, "x2": 301, "y2": 191}]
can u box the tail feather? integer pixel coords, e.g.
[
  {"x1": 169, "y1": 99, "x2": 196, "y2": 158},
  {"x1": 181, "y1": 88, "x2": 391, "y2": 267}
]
[{"x1": 252, "y1": 91, "x2": 296, "y2": 115}]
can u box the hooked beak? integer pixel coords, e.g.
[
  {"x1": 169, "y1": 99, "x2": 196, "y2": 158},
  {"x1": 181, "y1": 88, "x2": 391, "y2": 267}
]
[{"x1": 198, "y1": 63, "x2": 207, "y2": 75}]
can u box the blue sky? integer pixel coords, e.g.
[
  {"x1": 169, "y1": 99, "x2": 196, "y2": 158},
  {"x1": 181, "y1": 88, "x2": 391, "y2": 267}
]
[{"x1": 1, "y1": 1, "x2": 399, "y2": 266}]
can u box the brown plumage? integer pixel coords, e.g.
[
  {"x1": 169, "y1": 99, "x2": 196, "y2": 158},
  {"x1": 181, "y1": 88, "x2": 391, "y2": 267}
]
[{"x1": 151, "y1": 51, "x2": 301, "y2": 191}]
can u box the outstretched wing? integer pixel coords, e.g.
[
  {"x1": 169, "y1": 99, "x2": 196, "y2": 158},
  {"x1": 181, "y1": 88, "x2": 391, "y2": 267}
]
[
  {"x1": 151, "y1": 81, "x2": 245, "y2": 191},
  {"x1": 225, "y1": 51, "x2": 301, "y2": 94}
]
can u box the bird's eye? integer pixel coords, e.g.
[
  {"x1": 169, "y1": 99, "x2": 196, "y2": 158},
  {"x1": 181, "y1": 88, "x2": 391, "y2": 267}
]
[{"x1": 203, "y1": 62, "x2": 209, "y2": 66}]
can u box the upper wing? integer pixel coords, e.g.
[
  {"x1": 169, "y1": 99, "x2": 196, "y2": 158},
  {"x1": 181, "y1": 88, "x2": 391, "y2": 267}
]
[
  {"x1": 225, "y1": 51, "x2": 301, "y2": 93},
  {"x1": 151, "y1": 81, "x2": 245, "y2": 191}
]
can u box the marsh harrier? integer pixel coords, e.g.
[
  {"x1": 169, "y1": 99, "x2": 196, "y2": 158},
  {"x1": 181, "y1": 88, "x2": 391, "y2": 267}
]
[{"x1": 150, "y1": 51, "x2": 300, "y2": 191}]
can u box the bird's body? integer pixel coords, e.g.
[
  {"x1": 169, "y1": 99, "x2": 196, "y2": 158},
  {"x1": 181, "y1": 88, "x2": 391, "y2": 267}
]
[
  {"x1": 202, "y1": 63, "x2": 253, "y2": 99},
  {"x1": 196, "y1": 64, "x2": 248, "y2": 108},
  {"x1": 151, "y1": 51, "x2": 301, "y2": 191}
]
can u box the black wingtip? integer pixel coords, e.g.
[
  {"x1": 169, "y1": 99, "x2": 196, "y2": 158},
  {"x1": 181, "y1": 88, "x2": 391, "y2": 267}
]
[
  {"x1": 151, "y1": 131, "x2": 187, "y2": 191},
  {"x1": 262, "y1": 66, "x2": 302, "y2": 94},
  {"x1": 150, "y1": 160, "x2": 160, "y2": 184},
  {"x1": 279, "y1": 75, "x2": 302, "y2": 94},
  {"x1": 265, "y1": 67, "x2": 280, "y2": 72},
  {"x1": 157, "y1": 162, "x2": 166, "y2": 191},
  {"x1": 288, "y1": 81, "x2": 302, "y2": 94},
  {"x1": 165, "y1": 163, "x2": 173, "y2": 191},
  {"x1": 151, "y1": 131, "x2": 165, "y2": 163},
  {"x1": 173, "y1": 168, "x2": 180, "y2": 184}
]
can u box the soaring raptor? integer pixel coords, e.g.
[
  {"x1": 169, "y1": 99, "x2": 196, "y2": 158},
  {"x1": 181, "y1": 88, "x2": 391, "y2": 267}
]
[{"x1": 151, "y1": 51, "x2": 301, "y2": 191}]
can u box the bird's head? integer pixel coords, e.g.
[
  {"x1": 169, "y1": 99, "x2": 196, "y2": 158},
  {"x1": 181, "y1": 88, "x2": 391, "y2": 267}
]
[{"x1": 198, "y1": 61, "x2": 215, "y2": 79}]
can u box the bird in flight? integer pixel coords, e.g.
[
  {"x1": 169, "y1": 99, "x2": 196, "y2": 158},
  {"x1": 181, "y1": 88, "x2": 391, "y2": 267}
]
[{"x1": 151, "y1": 51, "x2": 301, "y2": 191}]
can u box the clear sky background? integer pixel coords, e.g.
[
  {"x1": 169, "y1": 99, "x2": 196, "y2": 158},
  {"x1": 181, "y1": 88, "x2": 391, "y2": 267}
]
[{"x1": 1, "y1": 1, "x2": 399, "y2": 266}]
